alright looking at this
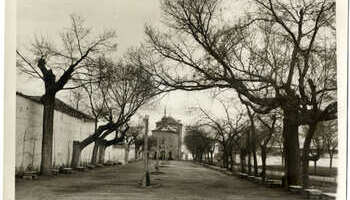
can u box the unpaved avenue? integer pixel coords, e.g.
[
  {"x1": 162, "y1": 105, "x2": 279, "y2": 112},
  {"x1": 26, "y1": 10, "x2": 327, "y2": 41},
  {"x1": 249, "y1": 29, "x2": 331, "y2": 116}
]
[{"x1": 16, "y1": 161, "x2": 305, "y2": 200}]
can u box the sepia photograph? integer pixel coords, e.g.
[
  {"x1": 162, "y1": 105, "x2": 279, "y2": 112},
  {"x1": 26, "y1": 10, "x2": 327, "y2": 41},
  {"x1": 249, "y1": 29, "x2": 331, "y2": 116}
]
[{"x1": 6, "y1": 0, "x2": 347, "y2": 199}]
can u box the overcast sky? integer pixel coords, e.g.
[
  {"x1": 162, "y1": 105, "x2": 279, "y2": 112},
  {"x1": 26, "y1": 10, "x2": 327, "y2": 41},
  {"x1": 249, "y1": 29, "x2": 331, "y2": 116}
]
[{"x1": 16, "y1": 0, "x2": 240, "y2": 130}]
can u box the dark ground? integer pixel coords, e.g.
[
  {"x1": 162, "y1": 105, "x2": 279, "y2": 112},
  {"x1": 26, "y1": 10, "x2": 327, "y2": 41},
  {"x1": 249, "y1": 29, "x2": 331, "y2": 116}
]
[{"x1": 16, "y1": 161, "x2": 307, "y2": 200}]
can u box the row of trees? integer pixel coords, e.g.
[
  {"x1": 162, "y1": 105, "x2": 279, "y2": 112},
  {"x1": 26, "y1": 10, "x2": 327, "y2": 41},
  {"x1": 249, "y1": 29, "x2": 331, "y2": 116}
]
[
  {"x1": 184, "y1": 126, "x2": 215, "y2": 163},
  {"x1": 17, "y1": 15, "x2": 161, "y2": 175},
  {"x1": 184, "y1": 100, "x2": 281, "y2": 180},
  {"x1": 134, "y1": 0, "x2": 336, "y2": 187},
  {"x1": 185, "y1": 99, "x2": 337, "y2": 184}
]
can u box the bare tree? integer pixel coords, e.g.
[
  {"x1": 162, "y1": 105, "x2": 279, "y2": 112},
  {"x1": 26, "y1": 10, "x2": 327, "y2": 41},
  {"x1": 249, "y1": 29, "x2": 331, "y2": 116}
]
[
  {"x1": 16, "y1": 15, "x2": 117, "y2": 175},
  {"x1": 256, "y1": 113, "x2": 280, "y2": 180},
  {"x1": 299, "y1": 37, "x2": 337, "y2": 187},
  {"x1": 139, "y1": 0, "x2": 336, "y2": 186},
  {"x1": 244, "y1": 105, "x2": 259, "y2": 176},
  {"x1": 321, "y1": 120, "x2": 337, "y2": 172},
  {"x1": 72, "y1": 57, "x2": 113, "y2": 164},
  {"x1": 122, "y1": 125, "x2": 144, "y2": 163},
  {"x1": 70, "y1": 58, "x2": 160, "y2": 168},
  {"x1": 197, "y1": 100, "x2": 247, "y2": 171},
  {"x1": 184, "y1": 126, "x2": 215, "y2": 163}
]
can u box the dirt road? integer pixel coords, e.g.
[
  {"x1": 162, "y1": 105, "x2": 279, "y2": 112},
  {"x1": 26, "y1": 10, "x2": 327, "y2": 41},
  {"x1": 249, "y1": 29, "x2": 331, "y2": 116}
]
[{"x1": 15, "y1": 161, "x2": 305, "y2": 200}]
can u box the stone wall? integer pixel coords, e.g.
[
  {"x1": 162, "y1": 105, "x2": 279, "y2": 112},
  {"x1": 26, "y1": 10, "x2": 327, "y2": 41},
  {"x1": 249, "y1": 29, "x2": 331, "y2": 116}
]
[
  {"x1": 104, "y1": 144, "x2": 136, "y2": 164},
  {"x1": 16, "y1": 94, "x2": 95, "y2": 173}
]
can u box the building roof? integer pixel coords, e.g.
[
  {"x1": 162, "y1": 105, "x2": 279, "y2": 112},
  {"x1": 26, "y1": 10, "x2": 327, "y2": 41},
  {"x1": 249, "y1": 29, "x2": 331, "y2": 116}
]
[
  {"x1": 156, "y1": 116, "x2": 182, "y2": 126},
  {"x1": 17, "y1": 92, "x2": 94, "y2": 122},
  {"x1": 152, "y1": 113, "x2": 182, "y2": 134}
]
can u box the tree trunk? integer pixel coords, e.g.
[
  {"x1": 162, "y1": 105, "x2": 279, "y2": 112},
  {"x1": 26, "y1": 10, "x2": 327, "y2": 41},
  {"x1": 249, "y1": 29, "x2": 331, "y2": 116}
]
[
  {"x1": 252, "y1": 148, "x2": 258, "y2": 176},
  {"x1": 302, "y1": 149, "x2": 311, "y2": 188},
  {"x1": 329, "y1": 154, "x2": 333, "y2": 169},
  {"x1": 90, "y1": 119, "x2": 99, "y2": 164},
  {"x1": 251, "y1": 128, "x2": 258, "y2": 176},
  {"x1": 94, "y1": 119, "x2": 98, "y2": 134},
  {"x1": 283, "y1": 111, "x2": 301, "y2": 186},
  {"x1": 314, "y1": 161, "x2": 317, "y2": 175},
  {"x1": 247, "y1": 128, "x2": 252, "y2": 175},
  {"x1": 91, "y1": 141, "x2": 99, "y2": 164},
  {"x1": 222, "y1": 151, "x2": 226, "y2": 168},
  {"x1": 234, "y1": 151, "x2": 237, "y2": 171},
  {"x1": 329, "y1": 153, "x2": 333, "y2": 176},
  {"x1": 240, "y1": 149, "x2": 246, "y2": 173},
  {"x1": 125, "y1": 145, "x2": 130, "y2": 164},
  {"x1": 302, "y1": 147, "x2": 311, "y2": 188},
  {"x1": 329, "y1": 149, "x2": 335, "y2": 170},
  {"x1": 302, "y1": 122, "x2": 317, "y2": 188},
  {"x1": 230, "y1": 152, "x2": 235, "y2": 172},
  {"x1": 98, "y1": 144, "x2": 106, "y2": 164},
  {"x1": 247, "y1": 106, "x2": 258, "y2": 175},
  {"x1": 40, "y1": 95, "x2": 55, "y2": 175},
  {"x1": 261, "y1": 146, "x2": 267, "y2": 180},
  {"x1": 71, "y1": 141, "x2": 82, "y2": 168},
  {"x1": 224, "y1": 151, "x2": 229, "y2": 169},
  {"x1": 281, "y1": 147, "x2": 285, "y2": 167},
  {"x1": 72, "y1": 123, "x2": 114, "y2": 166},
  {"x1": 227, "y1": 153, "x2": 231, "y2": 170},
  {"x1": 248, "y1": 151, "x2": 252, "y2": 175}
]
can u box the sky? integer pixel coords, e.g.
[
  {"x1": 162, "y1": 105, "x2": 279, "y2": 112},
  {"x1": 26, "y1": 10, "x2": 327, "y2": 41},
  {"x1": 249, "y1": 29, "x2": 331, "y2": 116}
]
[{"x1": 16, "y1": 0, "x2": 241, "y2": 131}]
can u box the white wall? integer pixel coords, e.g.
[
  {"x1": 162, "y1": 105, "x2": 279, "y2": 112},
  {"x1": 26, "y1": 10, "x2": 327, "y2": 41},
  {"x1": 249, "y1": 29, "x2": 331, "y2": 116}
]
[
  {"x1": 104, "y1": 144, "x2": 136, "y2": 164},
  {"x1": 16, "y1": 95, "x2": 95, "y2": 173}
]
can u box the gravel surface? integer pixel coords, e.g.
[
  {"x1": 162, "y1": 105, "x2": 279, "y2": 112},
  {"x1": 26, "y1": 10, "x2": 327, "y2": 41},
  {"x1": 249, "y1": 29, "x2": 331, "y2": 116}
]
[{"x1": 15, "y1": 161, "x2": 306, "y2": 200}]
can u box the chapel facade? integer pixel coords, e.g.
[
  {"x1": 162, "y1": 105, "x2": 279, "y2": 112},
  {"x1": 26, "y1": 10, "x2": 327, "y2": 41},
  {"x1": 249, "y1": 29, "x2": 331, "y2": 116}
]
[{"x1": 151, "y1": 111, "x2": 183, "y2": 160}]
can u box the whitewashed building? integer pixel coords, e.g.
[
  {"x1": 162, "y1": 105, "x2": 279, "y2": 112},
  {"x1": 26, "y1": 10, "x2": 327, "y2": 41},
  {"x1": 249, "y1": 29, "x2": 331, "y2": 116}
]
[
  {"x1": 106, "y1": 144, "x2": 136, "y2": 164},
  {"x1": 16, "y1": 92, "x2": 96, "y2": 174},
  {"x1": 16, "y1": 92, "x2": 137, "y2": 174}
]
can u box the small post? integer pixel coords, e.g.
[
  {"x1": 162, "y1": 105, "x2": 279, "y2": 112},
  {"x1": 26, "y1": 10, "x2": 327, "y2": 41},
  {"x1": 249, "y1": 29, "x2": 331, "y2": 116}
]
[
  {"x1": 155, "y1": 134, "x2": 160, "y2": 171},
  {"x1": 142, "y1": 115, "x2": 150, "y2": 186}
]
